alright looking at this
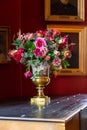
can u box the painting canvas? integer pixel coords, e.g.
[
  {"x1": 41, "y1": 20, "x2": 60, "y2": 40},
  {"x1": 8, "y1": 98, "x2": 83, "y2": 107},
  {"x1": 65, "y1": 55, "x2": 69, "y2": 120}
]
[
  {"x1": 45, "y1": 0, "x2": 85, "y2": 22},
  {"x1": 0, "y1": 27, "x2": 10, "y2": 63},
  {"x1": 47, "y1": 25, "x2": 87, "y2": 75}
]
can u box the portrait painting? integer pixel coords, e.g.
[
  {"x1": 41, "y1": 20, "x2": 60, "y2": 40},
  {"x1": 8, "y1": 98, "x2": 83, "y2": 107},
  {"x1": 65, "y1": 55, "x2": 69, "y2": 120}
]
[
  {"x1": 47, "y1": 24, "x2": 87, "y2": 75},
  {"x1": 45, "y1": 0, "x2": 85, "y2": 22}
]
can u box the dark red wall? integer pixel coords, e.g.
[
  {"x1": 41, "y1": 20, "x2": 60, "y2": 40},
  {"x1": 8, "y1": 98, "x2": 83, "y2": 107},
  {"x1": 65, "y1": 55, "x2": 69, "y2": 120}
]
[
  {"x1": 0, "y1": 0, "x2": 87, "y2": 100},
  {"x1": 0, "y1": 0, "x2": 21, "y2": 100}
]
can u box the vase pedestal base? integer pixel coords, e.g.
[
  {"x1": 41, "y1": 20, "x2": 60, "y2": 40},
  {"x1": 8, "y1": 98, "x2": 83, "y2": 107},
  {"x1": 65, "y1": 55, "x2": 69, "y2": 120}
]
[{"x1": 30, "y1": 96, "x2": 50, "y2": 106}]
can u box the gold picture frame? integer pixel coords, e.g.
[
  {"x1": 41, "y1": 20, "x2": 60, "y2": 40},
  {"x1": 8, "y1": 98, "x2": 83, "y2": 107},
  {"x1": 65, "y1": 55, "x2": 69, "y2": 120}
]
[
  {"x1": 45, "y1": 0, "x2": 85, "y2": 22},
  {"x1": 0, "y1": 26, "x2": 11, "y2": 64},
  {"x1": 47, "y1": 24, "x2": 87, "y2": 75}
]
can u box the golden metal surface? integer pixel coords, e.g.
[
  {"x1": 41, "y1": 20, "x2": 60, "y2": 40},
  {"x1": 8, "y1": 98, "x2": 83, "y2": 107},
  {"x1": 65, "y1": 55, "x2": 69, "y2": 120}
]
[
  {"x1": 31, "y1": 76, "x2": 50, "y2": 105},
  {"x1": 30, "y1": 96, "x2": 50, "y2": 106},
  {"x1": 32, "y1": 76, "x2": 50, "y2": 87}
]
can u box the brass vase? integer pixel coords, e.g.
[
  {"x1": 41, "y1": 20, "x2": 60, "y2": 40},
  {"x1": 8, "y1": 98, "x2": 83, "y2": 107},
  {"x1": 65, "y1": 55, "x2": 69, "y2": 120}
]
[{"x1": 30, "y1": 62, "x2": 50, "y2": 105}]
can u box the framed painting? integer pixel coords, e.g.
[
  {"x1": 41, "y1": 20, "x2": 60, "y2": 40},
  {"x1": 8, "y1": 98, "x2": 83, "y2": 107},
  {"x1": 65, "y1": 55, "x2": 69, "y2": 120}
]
[
  {"x1": 0, "y1": 26, "x2": 11, "y2": 64},
  {"x1": 47, "y1": 24, "x2": 87, "y2": 75},
  {"x1": 45, "y1": 0, "x2": 85, "y2": 22}
]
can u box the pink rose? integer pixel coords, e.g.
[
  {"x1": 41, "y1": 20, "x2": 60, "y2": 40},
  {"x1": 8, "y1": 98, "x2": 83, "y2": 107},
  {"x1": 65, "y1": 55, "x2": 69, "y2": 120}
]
[
  {"x1": 33, "y1": 48, "x2": 42, "y2": 57},
  {"x1": 35, "y1": 37, "x2": 46, "y2": 49},
  {"x1": 36, "y1": 30, "x2": 44, "y2": 37},
  {"x1": 52, "y1": 58, "x2": 61, "y2": 66},
  {"x1": 41, "y1": 47, "x2": 48, "y2": 57},
  {"x1": 24, "y1": 71, "x2": 32, "y2": 78},
  {"x1": 33, "y1": 47, "x2": 48, "y2": 57},
  {"x1": 62, "y1": 35, "x2": 68, "y2": 43}
]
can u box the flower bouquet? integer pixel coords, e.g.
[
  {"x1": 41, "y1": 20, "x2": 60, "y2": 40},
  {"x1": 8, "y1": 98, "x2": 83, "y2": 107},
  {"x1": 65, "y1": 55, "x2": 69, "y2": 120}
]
[{"x1": 8, "y1": 29, "x2": 74, "y2": 79}]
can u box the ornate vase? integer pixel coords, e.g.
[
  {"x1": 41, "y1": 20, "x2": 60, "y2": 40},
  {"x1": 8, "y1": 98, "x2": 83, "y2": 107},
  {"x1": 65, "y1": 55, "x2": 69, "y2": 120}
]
[{"x1": 30, "y1": 62, "x2": 50, "y2": 105}]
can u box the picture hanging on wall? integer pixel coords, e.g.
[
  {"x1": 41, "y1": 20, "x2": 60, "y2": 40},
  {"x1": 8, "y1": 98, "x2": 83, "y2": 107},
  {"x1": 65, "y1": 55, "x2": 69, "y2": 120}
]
[
  {"x1": 47, "y1": 24, "x2": 87, "y2": 75},
  {"x1": 45, "y1": 0, "x2": 85, "y2": 22},
  {"x1": 0, "y1": 26, "x2": 11, "y2": 64}
]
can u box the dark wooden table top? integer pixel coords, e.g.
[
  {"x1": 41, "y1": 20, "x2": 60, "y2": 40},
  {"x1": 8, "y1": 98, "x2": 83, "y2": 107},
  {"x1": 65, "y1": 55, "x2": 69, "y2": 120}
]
[{"x1": 0, "y1": 94, "x2": 87, "y2": 122}]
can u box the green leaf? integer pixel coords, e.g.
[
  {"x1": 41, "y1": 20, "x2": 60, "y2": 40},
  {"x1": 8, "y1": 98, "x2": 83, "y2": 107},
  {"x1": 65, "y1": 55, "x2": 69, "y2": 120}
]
[
  {"x1": 61, "y1": 60, "x2": 70, "y2": 68},
  {"x1": 24, "y1": 40, "x2": 35, "y2": 50},
  {"x1": 13, "y1": 39, "x2": 21, "y2": 45},
  {"x1": 55, "y1": 37, "x2": 60, "y2": 42}
]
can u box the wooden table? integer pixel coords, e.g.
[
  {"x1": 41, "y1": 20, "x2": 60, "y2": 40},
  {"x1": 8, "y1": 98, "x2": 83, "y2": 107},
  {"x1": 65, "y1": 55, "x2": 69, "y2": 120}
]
[{"x1": 0, "y1": 94, "x2": 87, "y2": 130}]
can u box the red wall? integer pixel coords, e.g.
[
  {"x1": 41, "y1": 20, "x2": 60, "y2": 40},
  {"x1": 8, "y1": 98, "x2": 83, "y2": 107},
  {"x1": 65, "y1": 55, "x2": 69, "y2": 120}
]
[
  {"x1": 0, "y1": 0, "x2": 87, "y2": 100},
  {"x1": 0, "y1": 0, "x2": 21, "y2": 100}
]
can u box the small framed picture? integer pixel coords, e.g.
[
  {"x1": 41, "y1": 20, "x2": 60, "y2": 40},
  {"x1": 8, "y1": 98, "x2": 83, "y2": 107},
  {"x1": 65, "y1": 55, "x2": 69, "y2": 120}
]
[
  {"x1": 0, "y1": 26, "x2": 10, "y2": 64},
  {"x1": 47, "y1": 24, "x2": 87, "y2": 75},
  {"x1": 45, "y1": 0, "x2": 85, "y2": 22}
]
